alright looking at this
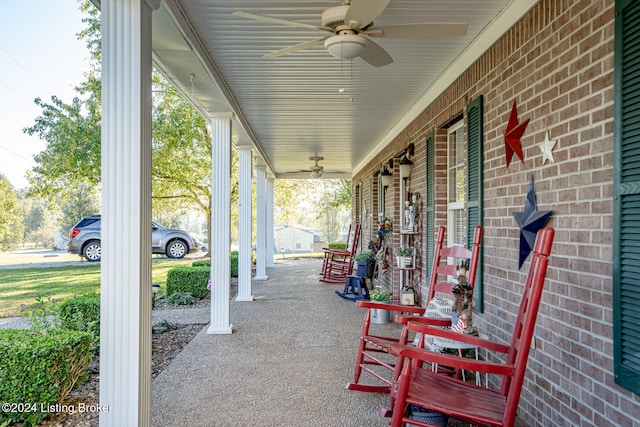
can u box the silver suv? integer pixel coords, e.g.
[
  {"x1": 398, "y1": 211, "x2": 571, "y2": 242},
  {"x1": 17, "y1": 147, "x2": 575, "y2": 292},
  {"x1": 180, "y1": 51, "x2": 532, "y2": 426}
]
[{"x1": 67, "y1": 215, "x2": 200, "y2": 262}]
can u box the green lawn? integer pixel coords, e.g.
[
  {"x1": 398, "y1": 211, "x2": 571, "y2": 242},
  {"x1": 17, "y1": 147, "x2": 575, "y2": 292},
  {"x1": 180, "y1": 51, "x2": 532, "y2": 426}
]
[{"x1": 0, "y1": 260, "x2": 192, "y2": 318}]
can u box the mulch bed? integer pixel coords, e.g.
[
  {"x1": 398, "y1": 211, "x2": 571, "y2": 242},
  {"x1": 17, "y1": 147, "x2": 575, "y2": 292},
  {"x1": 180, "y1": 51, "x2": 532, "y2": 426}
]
[{"x1": 36, "y1": 323, "x2": 204, "y2": 427}]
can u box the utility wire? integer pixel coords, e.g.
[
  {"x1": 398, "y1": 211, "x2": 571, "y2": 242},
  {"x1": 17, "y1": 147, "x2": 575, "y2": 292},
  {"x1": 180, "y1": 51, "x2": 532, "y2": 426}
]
[{"x1": 0, "y1": 145, "x2": 33, "y2": 162}]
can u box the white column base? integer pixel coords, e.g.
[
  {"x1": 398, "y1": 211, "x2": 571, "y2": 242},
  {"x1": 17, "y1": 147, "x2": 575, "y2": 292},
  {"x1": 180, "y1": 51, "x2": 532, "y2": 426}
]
[
  {"x1": 207, "y1": 324, "x2": 233, "y2": 335},
  {"x1": 236, "y1": 295, "x2": 254, "y2": 302},
  {"x1": 254, "y1": 275, "x2": 268, "y2": 281}
]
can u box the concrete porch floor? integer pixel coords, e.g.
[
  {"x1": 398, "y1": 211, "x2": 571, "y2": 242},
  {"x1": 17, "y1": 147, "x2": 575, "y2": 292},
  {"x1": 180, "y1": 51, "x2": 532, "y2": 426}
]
[{"x1": 150, "y1": 258, "x2": 526, "y2": 426}]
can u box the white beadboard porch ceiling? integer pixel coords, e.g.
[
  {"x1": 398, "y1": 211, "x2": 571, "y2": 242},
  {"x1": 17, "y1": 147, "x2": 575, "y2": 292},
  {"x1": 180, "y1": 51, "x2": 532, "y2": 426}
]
[{"x1": 152, "y1": 0, "x2": 537, "y2": 179}]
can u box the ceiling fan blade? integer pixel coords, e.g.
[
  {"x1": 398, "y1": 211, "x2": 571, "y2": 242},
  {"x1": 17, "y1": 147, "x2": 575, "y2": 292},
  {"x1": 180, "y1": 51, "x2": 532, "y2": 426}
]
[
  {"x1": 264, "y1": 37, "x2": 328, "y2": 58},
  {"x1": 233, "y1": 11, "x2": 331, "y2": 33},
  {"x1": 366, "y1": 22, "x2": 468, "y2": 39},
  {"x1": 344, "y1": 0, "x2": 391, "y2": 29},
  {"x1": 359, "y1": 38, "x2": 393, "y2": 67}
]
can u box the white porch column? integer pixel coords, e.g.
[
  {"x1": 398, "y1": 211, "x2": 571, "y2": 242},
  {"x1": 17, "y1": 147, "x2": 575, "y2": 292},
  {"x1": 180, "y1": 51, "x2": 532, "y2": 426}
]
[
  {"x1": 99, "y1": 0, "x2": 158, "y2": 425},
  {"x1": 255, "y1": 165, "x2": 268, "y2": 280},
  {"x1": 237, "y1": 145, "x2": 254, "y2": 301},
  {"x1": 266, "y1": 176, "x2": 275, "y2": 267},
  {"x1": 208, "y1": 114, "x2": 233, "y2": 334}
]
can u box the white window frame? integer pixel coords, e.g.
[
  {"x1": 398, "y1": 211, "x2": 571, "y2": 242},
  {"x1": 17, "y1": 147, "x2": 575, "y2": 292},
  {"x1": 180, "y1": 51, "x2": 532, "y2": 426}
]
[{"x1": 447, "y1": 121, "x2": 466, "y2": 249}]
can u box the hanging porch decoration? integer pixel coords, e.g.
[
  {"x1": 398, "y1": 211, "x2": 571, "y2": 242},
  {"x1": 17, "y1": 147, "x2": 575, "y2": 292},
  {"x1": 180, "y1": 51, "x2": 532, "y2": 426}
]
[
  {"x1": 503, "y1": 101, "x2": 530, "y2": 168},
  {"x1": 513, "y1": 175, "x2": 552, "y2": 268},
  {"x1": 540, "y1": 130, "x2": 557, "y2": 164}
]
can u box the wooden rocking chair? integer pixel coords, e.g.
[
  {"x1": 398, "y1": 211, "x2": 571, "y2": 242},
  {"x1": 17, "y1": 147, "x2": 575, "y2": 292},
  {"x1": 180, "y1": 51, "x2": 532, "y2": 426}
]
[
  {"x1": 346, "y1": 225, "x2": 482, "y2": 396},
  {"x1": 389, "y1": 227, "x2": 555, "y2": 427},
  {"x1": 320, "y1": 224, "x2": 361, "y2": 284}
]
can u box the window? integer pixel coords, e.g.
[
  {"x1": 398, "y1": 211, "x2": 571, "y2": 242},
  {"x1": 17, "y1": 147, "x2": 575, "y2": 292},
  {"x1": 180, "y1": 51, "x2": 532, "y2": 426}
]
[
  {"x1": 447, "y1": 121, "x2": 466, "y2": 248},
  {"x1": 295, "y1": 238, "x2": 301, "y2": 250},
  {"x1": 425, "y1": 97, "x2": 483, "y2": 310}
]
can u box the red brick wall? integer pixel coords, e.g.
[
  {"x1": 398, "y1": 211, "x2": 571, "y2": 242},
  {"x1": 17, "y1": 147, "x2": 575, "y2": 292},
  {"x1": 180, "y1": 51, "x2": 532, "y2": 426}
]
[{"x1": 352, "y1": 0, "x2": 629, "y2": 425}]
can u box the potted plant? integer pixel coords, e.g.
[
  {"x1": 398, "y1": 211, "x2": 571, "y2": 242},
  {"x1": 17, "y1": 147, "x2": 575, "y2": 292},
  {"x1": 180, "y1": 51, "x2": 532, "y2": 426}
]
[
  {"x1": 355, "y1": 251, "x2": 376, "y2": 278},
  {"x1": 396, "y1": 245, "x2": 415, "y2": 268},
  {"x1": 369, "y1": 288, "x2": 391, "y2": 323},
  {"x1": 370, "y1": 288, "x2": 391, "y2": 302}
]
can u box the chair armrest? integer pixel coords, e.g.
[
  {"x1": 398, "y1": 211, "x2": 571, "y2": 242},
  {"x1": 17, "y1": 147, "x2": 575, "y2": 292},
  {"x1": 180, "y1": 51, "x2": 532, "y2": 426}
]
[
  {"x1": 356, "y1": 300, "x2": 425, "y2": 315},
  {"x1": 406, "y1": 321, "x2": 510, "y2": 354},
  {"x1": 323, "y1": 248, "x2": 350, "y2": 256},
  {"x1": 399, "y1": 316, "x2": 451, "y2": 327},
  {"x1": 389, "y1": 344, "x2": 515, "y2": 377}
]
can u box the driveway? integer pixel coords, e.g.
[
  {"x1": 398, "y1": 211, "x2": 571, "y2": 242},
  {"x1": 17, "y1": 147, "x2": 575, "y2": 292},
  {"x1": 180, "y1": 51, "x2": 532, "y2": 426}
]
[{"x1": 0, "y1": 249, "x2": 205, "y2": 269}]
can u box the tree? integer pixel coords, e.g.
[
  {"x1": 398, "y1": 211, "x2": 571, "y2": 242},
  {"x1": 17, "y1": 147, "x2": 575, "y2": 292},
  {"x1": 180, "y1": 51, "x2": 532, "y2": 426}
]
[
  {"x1": 0, "y1": 174, "x2": 24, "y2": 250},
  {"x1": 318, "y1": 179, "x2": 352, "y2": 211},
  {"x1": 58, "y1": 184, "x2": 100, "y2": 245},
  {"x1": 24, "y1": 2, "x2": 101, "y2": 202},
  {"x1": 151, "y1": 72, "x2": 214, "y2": 247},
  {"x1": 273, "y1": 179, "x2": 351, "y2": 244},
  {"x1": 24, "y1": 2, "x2": 233, "y2": 253},
  {"x1": 21, "y1": 197, "x2": 58, "y2": 248},
  {"x1": 273, "y1": 180, "x2": 308, "y2": 226},
  {"x1": 315, "y1": 179, "x2": 351, "y2": 242}
]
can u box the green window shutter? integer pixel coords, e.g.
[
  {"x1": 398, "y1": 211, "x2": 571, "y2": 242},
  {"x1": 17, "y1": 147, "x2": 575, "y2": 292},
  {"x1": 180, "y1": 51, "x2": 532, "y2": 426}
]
[
  {"x1": 424, "y1": 131, "x2": 435, "y2": 285},
  {"x1": 614, "y1": 0, "x2": 640, "y2": 394},
  {"x1": 466, "y1": 95, "x2": 484, "y2": 312}
]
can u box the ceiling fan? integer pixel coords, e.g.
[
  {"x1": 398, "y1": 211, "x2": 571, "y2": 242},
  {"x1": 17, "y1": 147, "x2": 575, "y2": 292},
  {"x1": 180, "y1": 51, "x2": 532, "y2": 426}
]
[
  {"x1": 284, "y1": 156, "x2": 343, "y2": 178},
  {"x1": 234, "y1": 0, "x2": 468, "y2": 67},
  {"x1": 306, "y1": 156, "x2": 325, "y2": 178}
]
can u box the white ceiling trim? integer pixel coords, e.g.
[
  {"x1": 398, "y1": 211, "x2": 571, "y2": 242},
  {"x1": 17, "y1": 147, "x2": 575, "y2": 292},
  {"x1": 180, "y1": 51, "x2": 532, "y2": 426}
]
[{"x1": 352, "y1": 0, "x2": 540, "y2": 176}]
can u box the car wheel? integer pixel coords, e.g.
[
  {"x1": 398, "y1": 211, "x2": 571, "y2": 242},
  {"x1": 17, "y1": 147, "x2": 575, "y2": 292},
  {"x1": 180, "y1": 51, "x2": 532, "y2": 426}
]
[
  {"x1": 83, "y1": 240, "x2": 102, "y2": 262},
  {"x1": 166, "y1": 240, "x2": 187, "y2": 259}
]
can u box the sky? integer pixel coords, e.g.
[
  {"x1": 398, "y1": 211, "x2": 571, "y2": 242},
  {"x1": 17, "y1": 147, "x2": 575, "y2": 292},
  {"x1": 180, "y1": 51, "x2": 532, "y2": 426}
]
[{"x1": 0, "y1": 1, "x2": 89, "y2": 190}]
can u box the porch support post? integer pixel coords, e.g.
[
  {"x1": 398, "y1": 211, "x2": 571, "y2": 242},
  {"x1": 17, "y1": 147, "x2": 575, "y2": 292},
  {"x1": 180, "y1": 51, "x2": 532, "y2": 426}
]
[
  {"x1": 266, "y1": 176, "x2": 275, "y2": 267},
  {"x1": 208, "y1": 113, "x2": 233, "y2": 334},
  {"x1": 255, "y1": 164, "x2": 268, "y2": 280},
  {"x1": 237, "y1": 145, "x2": 254, "y2": 301},
  {"x1": 99, "y1": 0, "x2": 158, "y2": 425}
]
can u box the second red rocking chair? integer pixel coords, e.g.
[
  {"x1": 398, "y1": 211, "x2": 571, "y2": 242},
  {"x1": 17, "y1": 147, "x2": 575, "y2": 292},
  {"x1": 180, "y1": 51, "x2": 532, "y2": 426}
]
[{"x1": 346, "y1": 225, "x2": 482, "y2": 395}]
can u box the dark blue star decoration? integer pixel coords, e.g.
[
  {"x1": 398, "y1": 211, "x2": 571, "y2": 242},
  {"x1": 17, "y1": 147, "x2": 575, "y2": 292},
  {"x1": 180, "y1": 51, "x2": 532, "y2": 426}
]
[{"x1": 513, "y1": 175, "x2": 552, "y2": 268}]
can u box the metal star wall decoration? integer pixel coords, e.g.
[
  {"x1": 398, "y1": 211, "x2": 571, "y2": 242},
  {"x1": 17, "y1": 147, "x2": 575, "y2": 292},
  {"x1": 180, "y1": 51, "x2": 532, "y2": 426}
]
[
  {"x1": 504, "y1": 101, "x2": 530, "y2": 168},
  {"x1": 513, "y1": 175, "x2": 552, "y2": 268},
  {"x1": 540, "y1": 130, "x2": 557, "y2": 164}
]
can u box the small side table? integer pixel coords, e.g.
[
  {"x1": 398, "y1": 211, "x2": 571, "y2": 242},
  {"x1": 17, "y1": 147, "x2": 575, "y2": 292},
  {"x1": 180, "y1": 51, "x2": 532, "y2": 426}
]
[{"x1": 431, "y1": 333, "x2": 489, "y2": 387}]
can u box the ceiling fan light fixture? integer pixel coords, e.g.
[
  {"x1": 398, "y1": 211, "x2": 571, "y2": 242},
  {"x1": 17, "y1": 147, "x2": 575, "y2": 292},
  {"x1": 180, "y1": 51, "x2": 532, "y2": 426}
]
[{"x1": 324, "y1": 34, "x2": 366, "y2": 59}]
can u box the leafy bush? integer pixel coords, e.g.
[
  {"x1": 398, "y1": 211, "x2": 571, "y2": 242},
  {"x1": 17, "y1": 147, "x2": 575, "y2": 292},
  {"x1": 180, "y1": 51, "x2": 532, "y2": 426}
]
[
  {"x1": 230, "y1": 251, "x2": 238, "y2": 277},
  {"x1": 328, "y1": 242, "x2": 347, "y2": 250},
  {"x1": 191, "y1": 251, "x2": 239, "y2": 277},
  {"x1": 0, "y1": 329, "x2": 92, "y2": 426},
  {"x1": 166, "y1": 266, "x2": 210, "y2": 298},
  {"x1": 59, "y1": 293, "x2": 100, "y2": 349},
  {"x1": 164, "y1": 291, "x2": 196, "y2": 305}
]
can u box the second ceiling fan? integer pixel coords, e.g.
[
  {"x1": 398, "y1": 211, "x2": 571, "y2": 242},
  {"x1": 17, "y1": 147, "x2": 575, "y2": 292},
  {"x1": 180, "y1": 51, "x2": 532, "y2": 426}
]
[{"x1": 234, "y1": 0, "x2": 468, "y2": 67}]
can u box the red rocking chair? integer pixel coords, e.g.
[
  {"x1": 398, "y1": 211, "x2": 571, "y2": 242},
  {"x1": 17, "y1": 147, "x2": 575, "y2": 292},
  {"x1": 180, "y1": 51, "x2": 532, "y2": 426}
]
[
  {"x1": 389, "y1": 227, "x2": 555, "y2": 427},
  {"x1": 320, "y1": 224, "x2": 361, "y2": 284},
  {"x1": 346, "y1": 225, "x2": 482, "y2": 397}
]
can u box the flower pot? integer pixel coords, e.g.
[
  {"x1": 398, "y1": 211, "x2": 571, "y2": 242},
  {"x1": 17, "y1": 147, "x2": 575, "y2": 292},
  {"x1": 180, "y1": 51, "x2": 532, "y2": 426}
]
[
  {"x1": 370, "y1": 302, "x2": 390, "y2": 324},
  {"x1": 357, "y1": 260, "x2": 375, "y2": 278},
  {"x1": 396, "y1": 255, "x2": 415, "y2": 268}
]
